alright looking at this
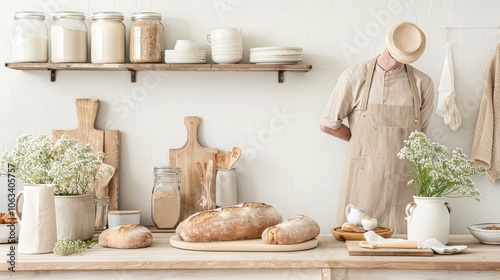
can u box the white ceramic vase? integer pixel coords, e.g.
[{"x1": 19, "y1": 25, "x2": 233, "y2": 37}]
[
  {"x1": 54, "y1": 194, "x2": 95, "y2": 241},
  {"x1": 405, "y1": 196, "x2": 451, "y2": 244},
  {"x1": 14, "y1": 184, "x2": 58, "y2": 254}
]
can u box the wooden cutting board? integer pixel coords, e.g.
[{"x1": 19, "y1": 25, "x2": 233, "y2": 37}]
[
  {"x1": 52, "y1": 99, "x2": 120, "y2": 211},
  {"x1": 346, "y1": 241, "x2": 434, "y2": 256},
  {"x1": 169, "y1": 236, "x2": 318, "y2": 252},
  {"x1": 169, "y1": 116, "x2": 218, "y2": 221}
]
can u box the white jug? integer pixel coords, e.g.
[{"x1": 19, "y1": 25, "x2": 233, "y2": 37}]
[
  {"x1": 406, "y1": 196, "x2": 451, "y2": 244},
  {"x1": 345, "y1": 204, "x2": 365, "y2": 225},
  {"x1": 15, "y1": 184, "x2": 57, "y2": 254}
]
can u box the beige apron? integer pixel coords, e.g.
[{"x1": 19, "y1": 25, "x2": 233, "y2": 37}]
[{"x1": 335, "y1": 57, "x2": 421, "y2": 234}]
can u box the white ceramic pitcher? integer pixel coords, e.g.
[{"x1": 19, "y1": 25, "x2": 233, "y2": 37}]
[
  {"x1": 345, "y1": 204, "x2": 365, "y2": 225},
  {"x1": 15, "y1": 184, "x2": 57, "y2": 254}
]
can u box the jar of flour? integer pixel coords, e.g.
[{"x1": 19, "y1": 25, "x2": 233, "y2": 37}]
[
  {"x1": 51, "y1": 11, "x2": 88, "y2": 63},
  {"x1": 11, "y1": 11, "x2": 48, "y2": 62},
  {"x1": 91, "y1": 12, "x2": 125, "y2": 63}
]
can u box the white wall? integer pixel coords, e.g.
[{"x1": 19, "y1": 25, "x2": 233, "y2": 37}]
[{"x1": 1, "y1": 0, "x2": 499, "y2": 234}]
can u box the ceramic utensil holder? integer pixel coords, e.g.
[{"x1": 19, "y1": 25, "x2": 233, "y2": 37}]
[{"x1": 216, "y1": 168, "x2": 237, "y2": 207}]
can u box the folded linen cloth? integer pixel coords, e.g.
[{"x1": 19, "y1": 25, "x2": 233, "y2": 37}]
[
  {"x1": 363, "y1": 231, "x2": 467, "y2": 254},
  {"x1": 437, "y1": 42, "x2": 462, "y2": 131}
]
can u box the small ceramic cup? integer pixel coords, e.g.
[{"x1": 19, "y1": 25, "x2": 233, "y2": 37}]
[
  {"x1": 362, "y1": 218, "x2": 378, "y2": 231},
  {"x1": 108, "y1": 210, "x2": 141, "y2": 228}
]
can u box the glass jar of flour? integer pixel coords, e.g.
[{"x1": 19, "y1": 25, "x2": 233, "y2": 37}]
[
  {"x1": 151, "y1": 166, "x2": 181, "y2": 229},
  {"x1": 129, "y1": 12, "x2": 163, "y2": 63},
  {"x1": 11, "y1": 11, "x2": 48, "y2": 62},
  {"x1": 91, "y1": 12, "x2": 125, "y2": 63},
  {"x1": 51, "y1": 11, "x2": 87, "y2": 63}
]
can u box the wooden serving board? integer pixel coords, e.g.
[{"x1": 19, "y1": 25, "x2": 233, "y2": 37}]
[
  {"x1": 169, "y1": 116, "x2": 218, "y2": 221},
  {"x1": 332, "y1": 226, "x2": 393, "y2": 241},
  {"x1": 346, "y1": 241, "x2": 434, "y2": 256},
  {"x1": 169, "y1": 236, "x2": 318, "y2": 252},
  {"x1": 52, "y1": 99, "x2": 120, "y2": 211}
]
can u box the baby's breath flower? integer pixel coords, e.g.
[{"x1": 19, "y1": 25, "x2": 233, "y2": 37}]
[
  {"x1": 53, "y1": 237, "x2": 98, "y2": 256},
  {"x1": 0, "y1": 134, "x2": 115, "y2": 195},
  {"x1": 398, "y1": 131, "x2": 485, "y2": 201}
]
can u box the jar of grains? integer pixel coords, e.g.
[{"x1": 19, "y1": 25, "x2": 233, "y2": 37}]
[
  {"x1": 129, "y1": 12, "x2": 163, "y2": 63},
  {"x1": 151, "y1": 166, "x2": 181, "y2": 229},
  {"x1": 91, "y1": 12, "x2": 125, "y2": 63},
  {"x1": 51, "y1": 11, "x2": 87, "y2": 63},
  {"x1": 11, "y1": 11, "x2": 48, "y2": 62}
]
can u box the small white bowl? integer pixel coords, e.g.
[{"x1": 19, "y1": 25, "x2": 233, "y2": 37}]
[
  {"x1": 362, "y1": 218, "x2": 378, "y2": 231},
  {"x1": 468, "y1": 223, "x2": 500, "y2": 244},
  {"x1": 0, "y1": 223, "x2": 20, "y2": 243},
  {"x1": 174, "y1": 39, "x2": 199, "y2": 51},
  {"x1": 108, "y1": 210, "x2": 141, "y2": 228}
]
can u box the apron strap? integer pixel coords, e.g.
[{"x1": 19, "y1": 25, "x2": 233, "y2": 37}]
[
  {"x1": 405, "y1": 64, "x2": 421, "y2": 124},
  {"x1": 360, "y1": 57, "x2": 378, "y2": 112}
]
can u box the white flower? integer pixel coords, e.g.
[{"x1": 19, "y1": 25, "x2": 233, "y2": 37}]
[{"x1": 398, "y1": 131, "x2": 484, "y2": 201}]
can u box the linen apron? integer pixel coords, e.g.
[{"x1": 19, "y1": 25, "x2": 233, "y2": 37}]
[{"x1": 335, "y1": 57, "x2": 421, "y2": 234}]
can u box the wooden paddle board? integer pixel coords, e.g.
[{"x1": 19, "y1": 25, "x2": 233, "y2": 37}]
[
  {"x1": 346, "y1": 241, "x2": 433, "y2": 256},
  {"x1": 169, "y1": 116, "x2": 218, "y2": 221},
  {"x1": 52, "y1": 99, "x2": 120, "y2": 211},
  {"x1": 169, "y1": 236, "x2": 318, "y2": 252}
]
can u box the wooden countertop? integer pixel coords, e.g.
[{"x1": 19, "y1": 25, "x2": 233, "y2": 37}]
[{"x1": 1, "y1": 234, "x2": 499, "y2": 272}]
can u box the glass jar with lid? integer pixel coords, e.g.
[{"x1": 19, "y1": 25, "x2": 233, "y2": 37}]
[
  {"x1": 91, "y1": 12, "x2": 125, "y2": 63},
  {"x1": 51, "y1": 11, "x2": 88, "y2": 63},
  {"x1": 151, "y1": 166, "x2": 181, "y2": 229},
  {"x1": 129, "y1": 12, "x2": 164, "y2": 63},
  {"x1": 11, "y1": 11, "x2": 48, "y2": 62}
]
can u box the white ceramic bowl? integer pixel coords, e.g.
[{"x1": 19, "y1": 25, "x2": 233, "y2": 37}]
[
  {"x1": 174, "y1": 39, "x2": 199, "y2": 50},
  {"x1": 108, "y1": 210, "x2": 141, "y2": 228},
  {"x1": 362, "y1": 218, "x2": 378, "y2": 231},
  {"x1": 0, "y1": 223, "x2": 20, "y2": 243},
  {"x1": 212, "y1": 54, "x2": 242, "y2": 64},
  {"x1": 468, "y1": 223, "x2": 500, "y2": 244}
]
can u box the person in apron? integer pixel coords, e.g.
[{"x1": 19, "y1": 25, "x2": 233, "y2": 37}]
[{"x1": 320, "y1": 22, "x2": 435, "y2": 234}]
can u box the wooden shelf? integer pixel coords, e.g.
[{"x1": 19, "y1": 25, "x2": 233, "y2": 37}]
[{"x1": 5, "y1": 62, "x2": 312, "y2": 83}]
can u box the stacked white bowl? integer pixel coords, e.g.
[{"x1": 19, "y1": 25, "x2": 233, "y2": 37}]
[
  {"x1": 205, "y1": 28, "x2": 243, "y2": 64},
  {"x1": 164, "y1": 39, "x2": 206, "y2": 64}
]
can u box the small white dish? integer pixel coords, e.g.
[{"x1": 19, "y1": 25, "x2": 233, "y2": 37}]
[
  {"x1": 362, "y1": 218, "x2": 378, "y2": 231},
  {"x1": 174, "y1": 39, "x2": 199, "y2": 50},
  {"x1": 108, "y1": 210, "x2": 141, "y2": 228}
]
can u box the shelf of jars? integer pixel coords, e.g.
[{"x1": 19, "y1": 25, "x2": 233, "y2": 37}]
[{"x1": 4, "y1": 62, "x2": 312, "y2": 83}]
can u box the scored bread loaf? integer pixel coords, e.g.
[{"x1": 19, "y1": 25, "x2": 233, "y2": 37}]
[
  {"x1": 176, "y1": 202, "x2": 282, "y2": 242},
  {"x1": 261, "y1": 214, "x2": 320, "y2": 244},
  {"x1": 99, "y1": 224, "x2": 153, "y2": 249}
]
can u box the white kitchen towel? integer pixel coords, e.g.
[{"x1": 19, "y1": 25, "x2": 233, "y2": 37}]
[{"x1": 437, "y1": 42, "x2": 462, "y2": 131}]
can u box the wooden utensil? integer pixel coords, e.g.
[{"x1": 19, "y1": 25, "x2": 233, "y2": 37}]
[
  {"x1": 52, "y1": 99, "x2": 120, "y2": 211},
  {"x1": 346, "y1": 241, "x2": 433, "y2": 256},
  {"x1": 358, "y1": 241, "x2": 419, "y2": 249},
  {"x1": 227, "y1": 147, "x2": 242, "y2": 169},
  {"x1": 169, "y1": 116, "x2": 218, "y2": 221},
  {"x1": 215, "y1": 152, "x2": 228, "y2": 169}
]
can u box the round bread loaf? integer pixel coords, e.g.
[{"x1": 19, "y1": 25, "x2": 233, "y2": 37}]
[
  {"x1": 99, "y1": 224, "x2": 152, "y2": 249},
  {"x1": 176, "y1": 202, "x2": 282, "y2": 242}
]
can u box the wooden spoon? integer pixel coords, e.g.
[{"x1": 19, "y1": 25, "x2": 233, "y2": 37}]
[
  {"x1": 358, "y1": 241, "x2": 419, "y2": 249},
  {"x1": 215, "y1": 152, "x2": 227, "y2": 169},
  {"x1": 195, "y1": 162, "x2": 204, "y2": 185},
  {"x1": 227, "y1": 147, "x2": 242, "y2": 169}
]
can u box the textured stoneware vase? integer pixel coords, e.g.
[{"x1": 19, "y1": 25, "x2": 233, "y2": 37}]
[
  {"x1": 55, "y1": 194, "x2": 95, "y2": 241},
  {"x1": 405, "y1": 196, "x2": 451, "y2": 244},
  {"x1": 14, "y1": 184, "x2": 57, "y2": 254}
]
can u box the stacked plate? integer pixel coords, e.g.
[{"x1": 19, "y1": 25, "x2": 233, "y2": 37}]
[
  {"x1": 164, "y1": 50, "x2": 207, "y2": 64},
  {"x1": 249, "y1": 47, "x2": 303, "y2": 64}
]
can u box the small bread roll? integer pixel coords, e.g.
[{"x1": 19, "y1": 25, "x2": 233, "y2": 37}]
[
  {"x1": 341, "y1": 222, "x2": 365, "y2": 233},
  {"x1": 262, "y1": 214, "x2": 320, "y2": 244},
  {"x1": 99, "y1": 224, "x2": 152, "y2": 249}
]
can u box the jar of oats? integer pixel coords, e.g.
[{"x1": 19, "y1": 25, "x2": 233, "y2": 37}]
[
  {"x1": 51, "y1": 11, "x2": 88, "y2": 63},
  {"x1": 91, "y1": 12, "x2": 125, "y2": 63},
  {"x1": 129, "y1": 12, "x2": 163, "y2": 63}
]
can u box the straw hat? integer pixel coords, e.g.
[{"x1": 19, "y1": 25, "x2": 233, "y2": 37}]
[{"x1": 385, "y1": 21, "x2": 426, "y2": 64}]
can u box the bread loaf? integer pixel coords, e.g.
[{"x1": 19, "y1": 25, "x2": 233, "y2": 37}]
[
  {"x1": 261, "y1": 214, "x2": 320, "y2": 244},
  {"x1": 176, "y1": 202, "x2": 282, "y2": 242},
  {"x1": 99, "y1": 224, "x2": 152, "y2": 249},
  {"x1": 341, "y1": 222, "x2": 365, "y2": 233}
]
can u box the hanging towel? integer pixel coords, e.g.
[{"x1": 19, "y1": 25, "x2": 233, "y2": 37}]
[
  {"x1": 436, "y1": 42, "x2": 462, "y2": 131},
  {"x1": 471, "y1": 44, "x2": 500, "y2": 183}
]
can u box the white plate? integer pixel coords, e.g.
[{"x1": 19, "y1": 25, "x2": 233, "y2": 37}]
[
  {"x1": 250, "y1": 58, "x2": 303, "y2": 64},
  {"x1": 250, "y1": 54, "x2": 303, "y2": 59},
  {"x1": 164, "y1": 59, "x2": 206, "y2": 64},
  {"x1": 250, "y1": 46, "x2": 303, "y2": 52}
]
